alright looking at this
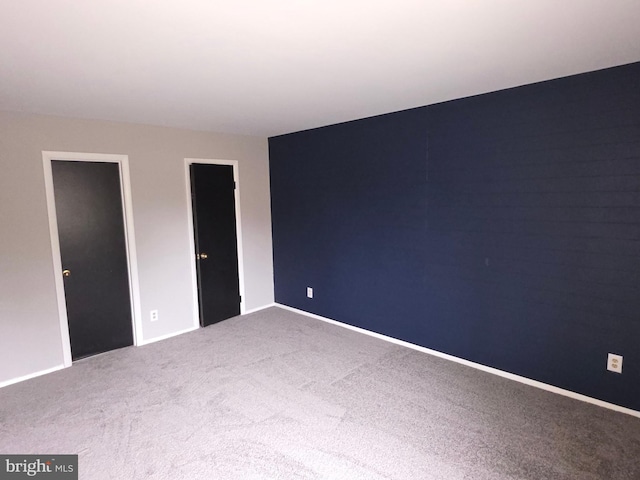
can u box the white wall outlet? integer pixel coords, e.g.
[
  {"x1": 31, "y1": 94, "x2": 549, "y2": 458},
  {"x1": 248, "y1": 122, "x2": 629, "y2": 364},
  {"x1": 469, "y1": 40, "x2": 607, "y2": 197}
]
[
  {"x1": 150, "y1": 310, "x2": 159, "y2": 322},
  {"x1": 307, "y1": 287, "x2": 313, "y2": 299},
  {"x1": 607, "y1": 353, "x2": 623, "y2": 373}
]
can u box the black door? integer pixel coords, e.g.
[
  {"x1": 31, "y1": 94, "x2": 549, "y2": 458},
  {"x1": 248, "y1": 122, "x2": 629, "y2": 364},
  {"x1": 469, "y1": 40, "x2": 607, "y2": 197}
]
[
  {"x1": 190, "y1": 163, "x2": 241, "y2": 326},
  {"x1": 52, "y1": 161, "x2": 134, "y2": 360}
]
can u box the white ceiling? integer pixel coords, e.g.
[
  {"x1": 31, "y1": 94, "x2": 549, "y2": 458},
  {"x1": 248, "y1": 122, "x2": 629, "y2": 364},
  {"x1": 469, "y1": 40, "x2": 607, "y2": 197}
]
[{"x1": 1, "y1": 1, "x2": 639, "y2": 137}]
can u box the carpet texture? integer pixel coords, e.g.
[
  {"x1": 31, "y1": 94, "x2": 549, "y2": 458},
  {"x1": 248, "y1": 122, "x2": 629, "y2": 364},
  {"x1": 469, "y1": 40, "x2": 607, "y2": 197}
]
[{"x1": 1, "y1": 307, "x2": 639, "y2": 479}]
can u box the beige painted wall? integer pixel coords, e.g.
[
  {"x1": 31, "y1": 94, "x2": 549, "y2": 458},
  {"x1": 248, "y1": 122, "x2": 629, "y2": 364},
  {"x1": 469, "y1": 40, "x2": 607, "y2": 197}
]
[{"x1": 0, "y1": 111, "x2": 274, "y2": 384}]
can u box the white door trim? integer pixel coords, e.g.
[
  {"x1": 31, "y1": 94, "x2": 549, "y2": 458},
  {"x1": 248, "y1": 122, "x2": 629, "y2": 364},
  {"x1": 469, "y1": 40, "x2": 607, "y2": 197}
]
[
  {"x1": 42, "y1": 151, "x2": 143, "y2": 367},
  {"x1": 184, "y1": 158, "x2": 246, "y2": 328}
]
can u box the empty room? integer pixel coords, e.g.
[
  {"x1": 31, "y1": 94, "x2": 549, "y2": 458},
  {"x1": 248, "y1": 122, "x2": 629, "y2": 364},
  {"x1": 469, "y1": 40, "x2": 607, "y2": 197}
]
[{"x1": 1, "y1": 1, "x2": 639, "y2": 479}]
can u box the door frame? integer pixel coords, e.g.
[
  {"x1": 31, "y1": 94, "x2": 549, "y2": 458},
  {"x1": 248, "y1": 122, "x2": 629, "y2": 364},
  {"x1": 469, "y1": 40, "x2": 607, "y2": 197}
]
[
  {"x1": 184, "y1": 158, "x2": 246, "y2": 328},
  {"x1": 42, "y1": 151, "x2": 143, "y2": 367}
]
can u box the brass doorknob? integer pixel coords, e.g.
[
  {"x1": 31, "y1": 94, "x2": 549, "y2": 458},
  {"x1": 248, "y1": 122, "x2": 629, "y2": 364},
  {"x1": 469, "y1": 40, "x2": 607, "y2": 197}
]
[
  {"x1": 199, "y1": 253, "x2": 208, "y2": 259},
  {"x1": 62, "y1": 269, "x2": 71, "y2": 277}
]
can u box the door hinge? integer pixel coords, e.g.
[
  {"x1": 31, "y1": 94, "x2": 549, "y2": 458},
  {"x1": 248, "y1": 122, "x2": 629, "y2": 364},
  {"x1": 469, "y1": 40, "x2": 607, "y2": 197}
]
[
  {"x1": 233, "y1": 181, "x2": 237, "y2": 190},
  {"x1": 239, "y1": 295, "x2": 242, "y2": 303}
]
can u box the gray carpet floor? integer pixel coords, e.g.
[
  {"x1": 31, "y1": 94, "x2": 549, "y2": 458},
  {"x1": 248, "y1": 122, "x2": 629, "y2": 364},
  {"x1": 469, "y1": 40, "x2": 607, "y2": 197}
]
[{"x1": 1, "y1": 306, "x2": 639, "y2": 479}]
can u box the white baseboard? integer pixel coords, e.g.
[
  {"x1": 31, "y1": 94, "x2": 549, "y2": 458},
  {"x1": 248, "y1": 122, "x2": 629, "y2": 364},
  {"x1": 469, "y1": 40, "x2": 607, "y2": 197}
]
[
  {"x1": 275, "y1": 303, "x2": 640, "y2": 419},
  {"x1": 138, "y1": 325, "x2": 200, "y2": 346},
  {"x1": 0, "y1": 364, "x2": 66, "y2": 389},
  {"x1": 0, "y1": 305, "x2": 278, "y2": 388},
  {"x1": 243, "y1": 303, "x2": 276, "y2": 315}
]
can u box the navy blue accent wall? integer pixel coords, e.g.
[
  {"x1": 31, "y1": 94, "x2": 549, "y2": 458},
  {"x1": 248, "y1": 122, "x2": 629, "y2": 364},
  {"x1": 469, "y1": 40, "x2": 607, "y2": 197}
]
[{"x1": 269, "y1": 62, "x2": 640, "y2": 411}]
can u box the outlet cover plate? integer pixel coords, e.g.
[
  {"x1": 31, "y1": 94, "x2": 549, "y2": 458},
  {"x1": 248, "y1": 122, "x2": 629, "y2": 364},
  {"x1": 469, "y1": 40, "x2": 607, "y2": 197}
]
[{"x1": 607, "y1": 353, "x2": 623, "y2": 373}]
